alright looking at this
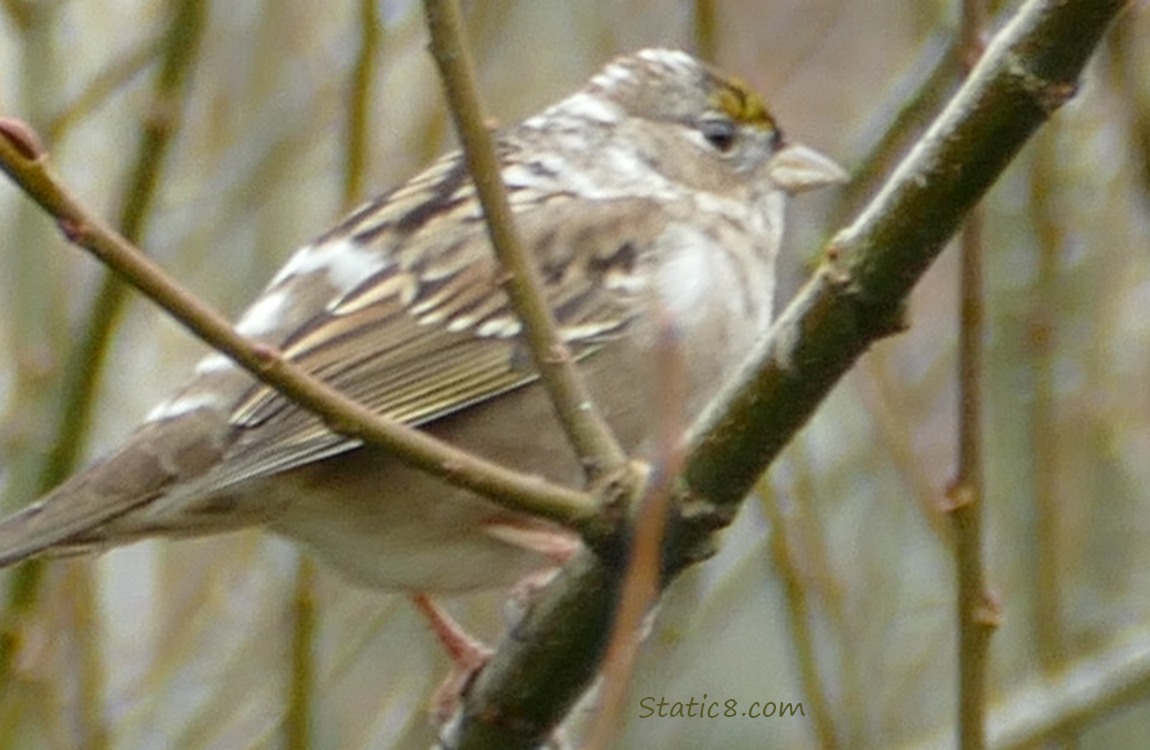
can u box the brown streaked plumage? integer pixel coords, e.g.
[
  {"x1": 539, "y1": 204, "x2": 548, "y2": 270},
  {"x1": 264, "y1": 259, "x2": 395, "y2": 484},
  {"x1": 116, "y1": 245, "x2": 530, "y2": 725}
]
[{"x1": 0, "y1": 49, "x2": 846, "y2": 593}]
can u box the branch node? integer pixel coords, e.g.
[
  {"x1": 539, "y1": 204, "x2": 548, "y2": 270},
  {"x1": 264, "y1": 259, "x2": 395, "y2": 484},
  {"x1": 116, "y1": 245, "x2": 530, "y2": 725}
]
[
  {"x1": 819, "y1": 250, "x2": 852, "y2": 287},
  {"x1": 250, "y1": 342, "x2": 282, "y2": 371},
  {"x1": 976, "y1": 588, "x2": 1005, "y2": 628},
  {"x1": 0, "y1": 117, "x2": 45, "y2": 161},
  {"x1": 942, "y1": 479, "x2": 977, "y2": 513},
  {"x1": 676, "y1": 486, "x2": 737, "y2": 530},
  {"x1": 545, "y1": 343, "x2": 572, "y2": 364},
  {"x1": 1006, "y1": 51, "x2": 1080, "y2": 114},
  {"x1": 962, "y1": 33, "x2": 988, "y2": 69},
  {"x1": 56, "y1": 216, "x2": 89, "y2": 245},
  {"x1": 580, "y1": 460, "x2": 647, "y2": 560}
]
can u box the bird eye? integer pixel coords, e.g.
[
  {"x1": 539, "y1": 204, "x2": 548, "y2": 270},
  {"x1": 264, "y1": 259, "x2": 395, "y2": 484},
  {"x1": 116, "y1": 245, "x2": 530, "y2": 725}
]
[{"x1": 700, "y1": 117, "x2": 737, "y2": 152}]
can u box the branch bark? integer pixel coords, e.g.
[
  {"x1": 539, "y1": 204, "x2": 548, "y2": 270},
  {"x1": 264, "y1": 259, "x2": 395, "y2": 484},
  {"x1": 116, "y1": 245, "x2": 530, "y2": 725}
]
[
  {"x1": 422, "y1": 0, "x2": 627, "y2": 480},
  {"x1": 445, "y1": 1, "x2": 1130, "y2": 747}
]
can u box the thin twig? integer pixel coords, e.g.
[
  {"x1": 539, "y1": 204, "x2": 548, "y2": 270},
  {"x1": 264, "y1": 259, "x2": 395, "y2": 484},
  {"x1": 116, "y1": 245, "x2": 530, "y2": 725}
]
[
  {"x1": 692, "y1": 0, "x2": 717, "y2": 62},
  {"x1": 950, "y1": 205, "x2": 995, "y2": 750},
  {"x1": 765, "y1": 479, "x2": 843, "y2": 750},
  {"x1": 58, "y1": 4, "x2": 208, "y2": 748},
  {"x1": 0, "y1": 0, "x2": 208, "y2": 701},
  {"x1": 0, "y1": 2, "x2": 66, "y2": 723},
  {"x1": 583, "y1": 311, "x2": 684, "y2": 750},
  {"x1": 286, "y1": 558, "x2": 316, "y2": 750},
  {"x1": 37, "y1": 0, "x2": 208, "y2": 555},
  {"x1": 1106, "y1": 19, "x2": 1150, "y2": 229},
  {"x1": 0, "y1": 121, "x2": 597, "y2": 531},
  {"x1": 906, "y1": 626, "x2": 1150, "y2": 750},
  {"x1": 70, "y1": 562, "x2": 108, "y2": 750},
  {"x1": 44, "y1": 34, "x2": 164, "y2": 142},
  {"x1": 1027, "y1": 123, "x2": 1080, "y2": 750},
  {"x1": 421, "y1": 0, "x2": 627, "y2": 481},
  {"x1": 947, "y1": 4, "x2": 996, "y2": 750},
  {"x1": 342, "y1": 0, "x2": 380, "y2": 209},
  {"x1": 856, "y1": 356, "x2": 954, "y2": 544},
  {"x1": 1028, "y1": 128, "x2": 1066, "y2": 668},
  {"x1": 284, "y1": 5, "x2": 383, "y2": 743},
  {"x1": 830, "y1": 34, "x2": 963, "y2": 227}
]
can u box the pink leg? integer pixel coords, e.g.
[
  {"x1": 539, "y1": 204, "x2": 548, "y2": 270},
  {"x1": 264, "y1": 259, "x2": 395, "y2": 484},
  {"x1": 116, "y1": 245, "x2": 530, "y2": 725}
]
[{"x1": 410, "y1": 593, "x2": 494, "y2": 723}]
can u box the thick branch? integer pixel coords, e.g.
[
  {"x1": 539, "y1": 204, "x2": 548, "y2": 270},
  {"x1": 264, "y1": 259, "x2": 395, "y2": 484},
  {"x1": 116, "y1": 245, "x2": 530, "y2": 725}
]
[
  {"x1": 678, "y1": 0, "x2": 1125, "y2": 514},
  {"x1": 445, "y1": 1, "x2": 1130, "y2": 747}
]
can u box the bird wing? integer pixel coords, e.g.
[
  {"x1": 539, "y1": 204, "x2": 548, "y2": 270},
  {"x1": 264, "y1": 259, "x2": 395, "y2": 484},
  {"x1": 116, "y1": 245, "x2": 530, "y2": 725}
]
[
  {"x1": 169, "y1": 192, "x2": 664, "y2": 498},
  {"x1": 0, "y1": 149, "x2": 664, "y2": 564}
]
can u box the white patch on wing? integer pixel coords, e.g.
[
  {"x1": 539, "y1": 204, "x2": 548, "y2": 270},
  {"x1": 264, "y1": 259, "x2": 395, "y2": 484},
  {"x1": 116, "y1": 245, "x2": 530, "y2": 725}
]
[
  {"x1": 446, "y1": 316, "x2": 474, "y2": 333},
  {"x1": 561, "y1": 92, "x2": 622, "y2": 124},
  {"x1": 502, "y1": 162, "x2": 540, "y2": 188},
  {"x1": 560, "y1": 321, "x2": 619, "y2": 341},
  {"x1": 145, "y1": 390, "x2": 224, "y2": 423},
  {"x1": 525, "y1": 94, "x2": 617, "y2": 130},
  {"x1": 328, "y1": 270, "x2": 418, "y2": 315},
  {"x1": 591, "y1": 60, "x2": 639, "y2": 90},
  {"x1": 602, "y1": 266, "x2": 648, "y2": 294},
  {"x1": 534, "y1": 152, "x2": 565, "y2": 177},
  {"x1": 269, "y1": 237, "x2": 387, "y2": 294},
  {"x1": 476, "y1": 317, "x2": 521, "y2": 338},
  {"x1": 194, "y1": 353, "x2": 235, "y2": 374},
  {"x1": 636, "y1": 48, "x2": 696, "y2": 76},
  {"x1": 519, "y1": 138, "x2": 674, "y2": 202},
  {"x1": 235, "y1": 289, "x2": 290, "y2": 336}
]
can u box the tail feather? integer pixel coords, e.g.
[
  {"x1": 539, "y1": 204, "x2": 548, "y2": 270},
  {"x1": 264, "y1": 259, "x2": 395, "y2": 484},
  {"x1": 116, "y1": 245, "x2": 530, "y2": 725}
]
[
  {"x1": 0, "y1": 408, "x2": 232, "y2": 567},
  {"x1": 0, "y1": 478, "x2": 157, "y2": 566}
]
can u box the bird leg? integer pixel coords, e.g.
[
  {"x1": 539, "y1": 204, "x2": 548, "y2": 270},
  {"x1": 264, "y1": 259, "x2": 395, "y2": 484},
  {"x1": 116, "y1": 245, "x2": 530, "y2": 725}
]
[{"x1": 410, "y1": 593, "x2": 494, "y2": 724}]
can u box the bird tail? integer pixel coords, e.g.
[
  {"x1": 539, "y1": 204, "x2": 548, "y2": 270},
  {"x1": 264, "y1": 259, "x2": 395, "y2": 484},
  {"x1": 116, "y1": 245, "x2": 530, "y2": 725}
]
[{"x1": 0, "y1": 411, "x2": 230, "y2": 567}]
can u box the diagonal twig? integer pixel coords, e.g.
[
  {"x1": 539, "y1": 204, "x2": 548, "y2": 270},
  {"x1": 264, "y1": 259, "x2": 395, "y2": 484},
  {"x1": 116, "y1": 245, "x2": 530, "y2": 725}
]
[
  {"x1": 421, "y1": 0, "x2": 627, "y2": 482},
  {"x1": 0, "y1": 120, "x2": 598, "y2": 531}
]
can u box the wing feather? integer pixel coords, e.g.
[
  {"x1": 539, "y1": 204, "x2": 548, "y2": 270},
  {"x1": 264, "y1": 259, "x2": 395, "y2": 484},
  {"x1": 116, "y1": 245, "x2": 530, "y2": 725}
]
[{"x1": 188, "y1": 194, "x2": 665, "y2": 496}]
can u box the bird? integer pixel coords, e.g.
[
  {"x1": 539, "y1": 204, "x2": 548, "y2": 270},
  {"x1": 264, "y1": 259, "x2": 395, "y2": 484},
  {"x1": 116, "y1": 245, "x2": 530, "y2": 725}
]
[{"x1": 0, "y1": 49, "x2": 846, "y2": 603}]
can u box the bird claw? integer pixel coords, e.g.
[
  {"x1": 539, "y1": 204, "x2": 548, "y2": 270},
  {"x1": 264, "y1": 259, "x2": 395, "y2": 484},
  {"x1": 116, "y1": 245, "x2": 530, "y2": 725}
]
[{"x1": 410, "y1": 593, "x2": 494, "y2": 724}]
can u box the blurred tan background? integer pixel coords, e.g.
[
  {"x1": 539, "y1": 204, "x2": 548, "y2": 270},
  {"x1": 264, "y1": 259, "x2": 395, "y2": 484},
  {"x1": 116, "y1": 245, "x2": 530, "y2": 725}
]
[{"x1": 1, "y1": 1, "x2": 1149, "y2": 748}]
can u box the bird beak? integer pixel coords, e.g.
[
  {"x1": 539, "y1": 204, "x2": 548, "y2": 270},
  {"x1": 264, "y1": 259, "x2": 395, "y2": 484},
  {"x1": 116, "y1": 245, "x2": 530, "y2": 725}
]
[{"x1": 768, "y1": 142, "x2": 849, "y2": 195}]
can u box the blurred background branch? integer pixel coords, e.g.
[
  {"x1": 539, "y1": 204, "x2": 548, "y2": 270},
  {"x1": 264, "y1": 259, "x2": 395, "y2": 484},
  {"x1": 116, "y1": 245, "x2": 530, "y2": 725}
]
[{"x1": 0, "y1": 1, "x2": 1146, "y2": 749}]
